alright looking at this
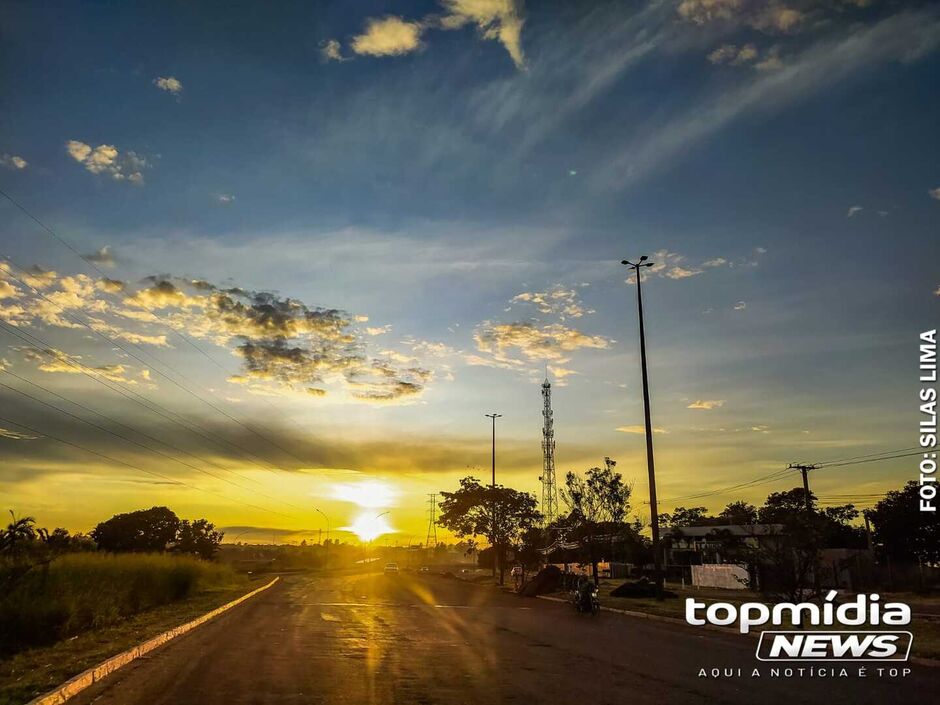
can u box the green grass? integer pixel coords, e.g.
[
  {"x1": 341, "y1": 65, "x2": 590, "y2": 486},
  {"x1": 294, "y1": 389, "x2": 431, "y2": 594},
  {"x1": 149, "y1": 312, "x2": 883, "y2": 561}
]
[
  {"x1": 0, "y1": 553, "x2": 241, "y2": 655},
  {"x1": 0, "y1": 579, "x2": 258, "y2": 705}
]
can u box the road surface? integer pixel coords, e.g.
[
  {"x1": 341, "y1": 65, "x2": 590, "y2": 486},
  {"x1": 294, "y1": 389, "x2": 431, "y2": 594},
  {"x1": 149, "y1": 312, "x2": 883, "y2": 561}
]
[{"x1": 70, "y1": 572, "x2": 937, "y2": 705}]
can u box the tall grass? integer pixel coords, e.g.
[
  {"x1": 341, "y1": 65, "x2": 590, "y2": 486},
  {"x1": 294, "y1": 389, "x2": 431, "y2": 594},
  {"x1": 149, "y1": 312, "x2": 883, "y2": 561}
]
[{"x1": 0, "y1": 553, "x2": 238, "y2": 654}]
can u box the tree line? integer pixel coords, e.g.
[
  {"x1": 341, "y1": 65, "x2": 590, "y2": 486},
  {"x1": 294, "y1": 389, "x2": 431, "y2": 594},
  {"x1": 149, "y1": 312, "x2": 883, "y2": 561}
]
[{"x1": 0, "y1": 506, "x2": 224, "y2": 562}]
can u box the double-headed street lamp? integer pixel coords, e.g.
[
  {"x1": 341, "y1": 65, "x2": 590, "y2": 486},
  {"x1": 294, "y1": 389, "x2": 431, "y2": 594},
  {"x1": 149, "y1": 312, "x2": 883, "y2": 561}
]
[
  {"x1": 621, "y1": 256, "x2": 663, "y2": 598},
  {"x1": 485, "y1": 412, "x2": 502, "y2": 582}
]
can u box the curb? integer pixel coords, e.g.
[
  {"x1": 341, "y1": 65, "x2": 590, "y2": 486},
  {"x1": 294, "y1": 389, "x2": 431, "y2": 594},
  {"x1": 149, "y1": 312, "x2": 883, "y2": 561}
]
[
  {"x1": 535, "y1": 595, "x2": 940, "y2": 667},
  {"x1": 26, "y1": 576, "x2": 280, "y2": 705}
]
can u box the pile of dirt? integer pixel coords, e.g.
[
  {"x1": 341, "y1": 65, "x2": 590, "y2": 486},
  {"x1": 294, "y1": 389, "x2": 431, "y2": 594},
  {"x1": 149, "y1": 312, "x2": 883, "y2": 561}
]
[
  {"x1": 609, "y1": 578, "x2": 677, "y2": 599},
  {"x1": 519, "y1": 565, "x2": 563, "y2": 597}
]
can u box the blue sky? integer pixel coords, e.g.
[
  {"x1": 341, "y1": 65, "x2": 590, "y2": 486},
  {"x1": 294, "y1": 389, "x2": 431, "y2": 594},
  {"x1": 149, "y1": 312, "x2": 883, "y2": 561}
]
[{"x1": 0, "y1": 0, "x2": 938, "y2": 539}]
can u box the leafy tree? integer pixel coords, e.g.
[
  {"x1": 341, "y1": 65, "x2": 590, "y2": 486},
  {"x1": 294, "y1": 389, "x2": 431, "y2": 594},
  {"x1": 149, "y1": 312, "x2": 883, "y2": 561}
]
[
  {"x1": 718, "y1": 501, "x2": 758, "y2": 525},
  {"x1": 660, "y1": 506, "x2": 711, "y2": 529},
  {"x1": 91, "y1": 507, "x2": 181, "y2": 553},
  {"x1": 173, "y1": 519, "x2": 224, "y2": 560},
  {"x1": 438, "y1": 476, "x2": 541, "y2": 585},
  {"x1": 560, "y1": 458, "x2": 631, "y2": 585},
  {"x1": 757, "y1": 488, "x2": 815, "y2": 523},
  {"x1": 869, "y1": 481, "x2": 940, "y2": 563}
]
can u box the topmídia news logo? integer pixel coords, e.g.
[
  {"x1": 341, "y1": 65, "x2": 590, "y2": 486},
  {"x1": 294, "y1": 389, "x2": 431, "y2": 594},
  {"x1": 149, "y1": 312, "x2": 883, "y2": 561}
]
[{"x1": 686, "y1": 591, "x2": 913, "y2": 661}]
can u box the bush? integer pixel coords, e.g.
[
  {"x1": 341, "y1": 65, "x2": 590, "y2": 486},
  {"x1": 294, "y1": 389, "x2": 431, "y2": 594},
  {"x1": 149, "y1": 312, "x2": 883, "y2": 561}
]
[{"x1": 0, "y1": 552, "x2": 236, "y2": 655}]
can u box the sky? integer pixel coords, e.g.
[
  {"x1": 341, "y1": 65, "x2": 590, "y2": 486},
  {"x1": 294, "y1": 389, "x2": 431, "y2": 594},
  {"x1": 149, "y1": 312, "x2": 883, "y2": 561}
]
[{"x1": 0, "y1": 0, "x2": 938, "y2": 544}]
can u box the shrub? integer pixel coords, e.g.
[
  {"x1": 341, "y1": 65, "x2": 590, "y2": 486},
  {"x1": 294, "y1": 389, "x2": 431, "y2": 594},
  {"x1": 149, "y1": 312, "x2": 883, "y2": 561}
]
[{"x1": 0, "y1": 552, "x2": 236, "y2": 654}]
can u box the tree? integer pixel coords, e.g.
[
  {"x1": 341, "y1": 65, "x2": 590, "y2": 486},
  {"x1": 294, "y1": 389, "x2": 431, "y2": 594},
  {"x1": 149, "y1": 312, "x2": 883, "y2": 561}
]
[
  {"x1": 660, "y1": 506, "x2": 711, "y2": 529},
  {"x1": 173, "y1": 519, "x2": 224, "y2": 560},
  {"x1": 560, "y1": 458, "x2": 631, "y2": 585},
  {"x1": 718, "y1": 501, "x2": 758, "y2": 525},
  {"x1": 438, "y1": 476, "x2": 541, "y2": 585},
  {"x1": 869, "y1": 481, "x2": 940, "y2": 563},
  {"x1": 91, "y1": 507, "x2": 181, "y2": 553},
  {"x1": 0, "y1": 511, "x2": 37, "y2": 555},
  {"x1": 757, "y1": 488, "x2": 815, "y2": 523}
]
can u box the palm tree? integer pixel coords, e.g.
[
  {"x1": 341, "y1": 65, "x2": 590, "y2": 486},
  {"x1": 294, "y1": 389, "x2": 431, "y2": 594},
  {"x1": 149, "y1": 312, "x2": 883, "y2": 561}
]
[{"x1": 1, "y1": 510, "x2": 37, "y2": 554}]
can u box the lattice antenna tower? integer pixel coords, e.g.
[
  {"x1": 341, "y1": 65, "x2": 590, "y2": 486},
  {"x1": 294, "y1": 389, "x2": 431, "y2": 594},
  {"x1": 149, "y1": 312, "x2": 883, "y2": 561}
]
[{"x1": 540, "y1": 374, "x2": 558, "y2": 524}]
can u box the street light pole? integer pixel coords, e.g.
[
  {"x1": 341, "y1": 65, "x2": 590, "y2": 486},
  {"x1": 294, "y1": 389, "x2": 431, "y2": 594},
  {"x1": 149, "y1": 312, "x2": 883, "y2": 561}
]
[
  {"x1": 621, "y1": 256, "x2": 663, "y2": 598},
  {"x1": 485, "y1": 412, "x2": 502, "y2": 583}
]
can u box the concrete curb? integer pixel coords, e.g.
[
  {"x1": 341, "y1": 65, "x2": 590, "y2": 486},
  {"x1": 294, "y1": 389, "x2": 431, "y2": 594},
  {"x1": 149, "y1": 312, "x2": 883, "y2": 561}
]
[
  {"x1": 535, "y1": 595, "x2": 940, "y2": 667},
  {"x1": 26, "y1": 576, "x2": 280, "y2": 705}
]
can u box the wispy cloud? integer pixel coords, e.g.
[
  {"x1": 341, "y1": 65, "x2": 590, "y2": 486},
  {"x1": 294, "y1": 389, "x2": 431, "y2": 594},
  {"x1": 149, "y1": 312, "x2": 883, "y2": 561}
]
[
  {"x1": 617, "y1": 425, "x2": 667, "y2": 434},
  {"x1": 688, "y1": 399, "x2": 725, "y2": 410},
  {"x1": 84, "y1": 245, "x2": 116, "y2": 267},
  {"x1": 0, "y1": 154, "x2": 27, "y2": 170},
  {"x1": 153, "y1": 76, "x2": 183, "y2": 95}
]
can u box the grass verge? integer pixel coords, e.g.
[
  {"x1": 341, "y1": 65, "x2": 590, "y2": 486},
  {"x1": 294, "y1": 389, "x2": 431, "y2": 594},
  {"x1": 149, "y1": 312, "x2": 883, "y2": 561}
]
[{"x1": 0, "y1": 579, "x2": 259, "y2": 705}]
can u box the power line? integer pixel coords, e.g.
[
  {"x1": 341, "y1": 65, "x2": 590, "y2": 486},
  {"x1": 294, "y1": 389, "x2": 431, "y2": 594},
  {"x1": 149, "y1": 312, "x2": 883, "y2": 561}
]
[
  {"x1": 0, "y1": 380, "x2": 298, "y2": 519},
  {"x1": 0, "y1": 254, "x2": 308, "y2": 467},
  {"x1": 0, "y1": 264, "x2": 309, "y2": 478},
  {"x1": 0, "y1": 318, "x2": 301, "y2": 484},
  {"x1": 0, "y1": 367, "x2": 310, "y2": 514},
  {"x1": 0, "y1": 414, "x2": 289, "y2": 518}
]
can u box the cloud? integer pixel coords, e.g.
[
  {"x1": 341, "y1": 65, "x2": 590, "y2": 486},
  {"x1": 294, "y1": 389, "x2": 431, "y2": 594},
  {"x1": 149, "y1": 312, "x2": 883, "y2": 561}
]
[
  {"x1": 153, "y1": 76, "x2": 183, "y2": 94},
  {"x1": 708, "y1": 43, "x2": 783, "y2": 70},
  {"x1": 688, "y1": 399, "x2": 725, "y2": 409},
  {"x1": 934, "y1": 285, "x2": 940, "y2": 296},
  {"x1": 84, "y1": 245, "x2": 116, "y2": 267},
  {"x1": 678, "y1": 0, "x2": 804, "y2": 34},
  {"x1": 66, "y1": 140, "x2": 148, "y2": 184},
  {"x1": 351, "y1": 16, "x2": 425, "y2": 57},
  {"x1": 708, "y1": 43, "x2": 758, "y2": 65},
  {"x1": 474, "y1": 321, "x2": 609, "y2": 363},
  {"x1": 439, "y1": 0, "x2": 526, "y2": 68},
  {"x1": 0, "y1": 427, "x2": 39, "y2": 440},
  {"x1": 0, "y1": 154, "x2": 27, "y2": 170},
  {"x1": 511, "y1": 286, "x2": 592, "y2": 319},
  {"x1": 321, "y1": 39, "x2": 348, "y2": 62},
  {"x1": 617, "y1": 425, "x2": 667, "y2": 434},
  {"x1": 599, "y1": 8, "x2": 940, "y2": 190},
  {"x1": 929, "y1": 187, "x2": 940, "y2": 200},
  {"x1": 846, "y1": 205, "x2": 863, "y2": 217},
  {"x1": 733, "y1": 301, "x2": 747, "y2": 310},
  {"x1": 21, "y1": 347, "x2": 152, "y2": 386},
  {"x1": 216, "y1": 194, "x2": 236, "y2": 204}
]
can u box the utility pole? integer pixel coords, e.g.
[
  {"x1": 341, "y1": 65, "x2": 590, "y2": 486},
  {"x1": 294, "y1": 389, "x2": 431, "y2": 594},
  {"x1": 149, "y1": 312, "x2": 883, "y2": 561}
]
[
  {"x1": 863, "y1": 510, "x2": 874, "y2": 552},
  {"x1": 787, "y1": 463, "x2": 819, "y2": 514},
  {"x1": 485, "y1": 412, "x2": 502, "y2": 583},
  {"x1": 621, "y1": 256, "x2": 663, "y2": 598},
  {"x1": 425, "y1": 493, "x2": 438, "y2": 548}
]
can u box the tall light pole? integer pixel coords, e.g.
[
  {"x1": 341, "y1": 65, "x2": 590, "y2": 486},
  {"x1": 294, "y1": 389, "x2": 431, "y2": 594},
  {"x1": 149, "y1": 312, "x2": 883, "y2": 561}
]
[
  {"x1": 485, "y1": 412, "x2": 502, "y2": 582},
  {"x1": 621, "y1": 256, "x2": 663, "y2": 598}
]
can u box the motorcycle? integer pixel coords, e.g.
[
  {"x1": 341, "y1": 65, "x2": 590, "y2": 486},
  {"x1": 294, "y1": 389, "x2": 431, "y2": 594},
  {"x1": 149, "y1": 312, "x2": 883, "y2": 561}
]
[{"x1": 571, "y1": 580, "x2": 600, "y2": 616}]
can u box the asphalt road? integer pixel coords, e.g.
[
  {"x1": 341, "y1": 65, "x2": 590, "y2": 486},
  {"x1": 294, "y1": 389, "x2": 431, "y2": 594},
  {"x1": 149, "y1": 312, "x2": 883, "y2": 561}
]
[{"x1": 70, "y1": 573, "x2": 937, "y2": 705}]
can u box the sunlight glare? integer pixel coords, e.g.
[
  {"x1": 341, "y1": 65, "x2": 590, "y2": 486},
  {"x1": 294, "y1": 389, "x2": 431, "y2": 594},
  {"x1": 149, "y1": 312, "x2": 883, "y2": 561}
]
[
  {"x1": 344, "y1": 513, "x2": 394, "y2": 542},
  {"x1": 331, "y1": 480, "x2": 398, "y2": 509}
]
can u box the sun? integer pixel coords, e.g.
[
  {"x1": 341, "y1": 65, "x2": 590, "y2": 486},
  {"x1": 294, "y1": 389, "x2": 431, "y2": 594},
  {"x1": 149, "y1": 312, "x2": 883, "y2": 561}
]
[{"x1": 345, "y1": 513, "x2": 394, "y2": 542}]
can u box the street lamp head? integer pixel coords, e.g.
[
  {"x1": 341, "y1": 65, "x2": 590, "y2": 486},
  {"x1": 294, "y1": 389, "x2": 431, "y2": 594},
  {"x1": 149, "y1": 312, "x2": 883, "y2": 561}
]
[
  {"x1": 639, "y1": 255, "x2": 648, "y2": 261},
  {"x1": 621, "y1": 259, "x2": 631, "y2": 266}
]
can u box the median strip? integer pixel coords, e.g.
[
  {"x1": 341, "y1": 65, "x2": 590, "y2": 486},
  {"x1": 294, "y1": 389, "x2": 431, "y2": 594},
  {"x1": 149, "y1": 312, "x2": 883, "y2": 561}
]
[{"x1": 26, "y1": 576, "x2": 280, "y2": 705}]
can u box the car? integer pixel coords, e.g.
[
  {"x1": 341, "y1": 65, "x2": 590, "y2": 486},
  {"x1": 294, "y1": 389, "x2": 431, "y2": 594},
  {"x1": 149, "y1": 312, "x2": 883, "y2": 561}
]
[
  {"x1": 419, "y1": 566, "x2": 430, "y2": 573},
  {"x1": 383, "y1": 562, "x2": 399, "y2": 574}
]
